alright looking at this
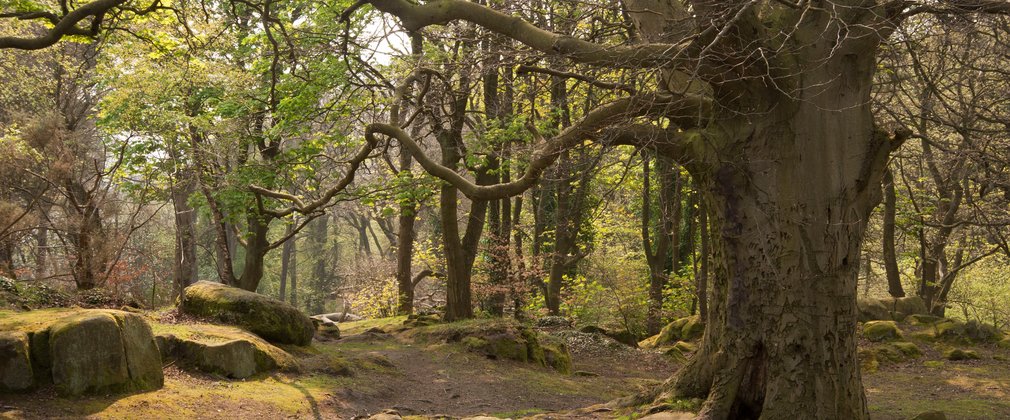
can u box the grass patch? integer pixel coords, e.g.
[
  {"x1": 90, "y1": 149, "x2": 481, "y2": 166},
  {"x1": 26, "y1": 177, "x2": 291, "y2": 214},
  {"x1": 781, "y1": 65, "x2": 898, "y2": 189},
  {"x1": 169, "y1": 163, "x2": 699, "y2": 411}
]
[{"x1": 338, "y1": 316, "x2": 408, "y2": 336}]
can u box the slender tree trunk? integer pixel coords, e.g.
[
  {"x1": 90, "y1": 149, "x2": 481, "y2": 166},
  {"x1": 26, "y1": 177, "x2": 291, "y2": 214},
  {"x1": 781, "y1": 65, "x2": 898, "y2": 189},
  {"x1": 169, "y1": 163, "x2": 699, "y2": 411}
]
[
  {"x1": 172, "y1": 172, "x2": 199, "y2": 295},
  {"x1": 34, "y1": 224, "x2": 48, "y2": 279},
  {"x1": 882, "y1": 169, "x2": 904, "y2": 297},
  {"x1": 279, "y1": 219, "x2": 295, "y2": 302},
  {"x1": 395, "y1": 148, "x2": 418, "y2": 315},
  {"x1": 697, "y1": 197, "x2": 709, "y2": 322},
  {"x1": 307, "y1": 214, "x2": 331, "y2": 313},
  {"x1": 290, "y1": 234, "x2": 298, "y2": 307}
]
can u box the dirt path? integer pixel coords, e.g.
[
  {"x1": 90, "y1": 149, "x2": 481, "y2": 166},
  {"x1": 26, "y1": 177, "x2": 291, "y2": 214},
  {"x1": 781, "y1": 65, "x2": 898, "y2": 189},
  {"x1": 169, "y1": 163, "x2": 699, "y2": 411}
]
[{"x1": 330, "y1": 329, "x2": 675, "y2": 418}]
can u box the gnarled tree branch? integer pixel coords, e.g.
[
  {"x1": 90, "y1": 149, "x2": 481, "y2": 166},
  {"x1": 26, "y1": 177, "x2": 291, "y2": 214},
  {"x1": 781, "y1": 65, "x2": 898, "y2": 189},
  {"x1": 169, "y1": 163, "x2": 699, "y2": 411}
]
[
  {"x1": 0, "y1": 0, "x2": 126, "y2": 50},
  {"x1": 367, "y1": 93, "x2": 708, "y2": 200},
  {"x1": 359, "y1": 0, "x2": 694, "y2": 69}
]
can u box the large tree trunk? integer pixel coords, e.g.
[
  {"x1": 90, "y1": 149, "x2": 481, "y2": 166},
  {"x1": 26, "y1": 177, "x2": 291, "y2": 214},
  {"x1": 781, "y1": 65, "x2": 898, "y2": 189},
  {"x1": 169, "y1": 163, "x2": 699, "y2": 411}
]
[{"x1": 663, "y1": 57, "x2": 891, "y2": 418}]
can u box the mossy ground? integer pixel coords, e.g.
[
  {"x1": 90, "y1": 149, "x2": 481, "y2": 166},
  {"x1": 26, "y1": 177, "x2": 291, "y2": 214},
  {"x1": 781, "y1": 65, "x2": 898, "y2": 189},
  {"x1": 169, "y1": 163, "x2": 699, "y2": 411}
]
[
  {"x1": 4, "y1": 311, "x2": 1009, "y2": 419},
  {"x1": 862, "y1": 320, "x2": 1010, "y2": 419}
]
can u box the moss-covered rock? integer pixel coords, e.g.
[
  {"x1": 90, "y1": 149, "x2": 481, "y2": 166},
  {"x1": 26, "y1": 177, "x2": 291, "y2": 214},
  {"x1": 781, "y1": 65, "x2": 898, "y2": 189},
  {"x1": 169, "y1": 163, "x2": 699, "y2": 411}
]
[
  {"x1": 310, "y1": 317, "x2": 341, "y2": 340},
  {"x1": 863, "y1": 320, "x2": 902, "y2": 342},
  {"x1": 407, "y1": 318, "x2": 570, "y2": 373},
  {"x1": 153, "y1": 322, "x2": 297, "y2": 378},
  {"x1": 577, "y1": 325, "x2": 638, "y2": 347},
  {"x1": 859, "y1": 348, "x2": 880, "y2": 373},
  {"x1": 179, "y1": 281, "x2": 314, "y2": 346},
  {"x1": 48, "y1": 310, "x2": 163, "y2": 396},
  {"x1": 858, "y1": 341, "x2": 922, "y2": 374},
  {"x1": 906, "y1": 314, "x2": 944, "y2": 325},
  {"x1": 910, "y1": 411, "x2": 947, "y2": 420},
  {"x1": 933, "y1": 320, "x2": 1003, "y2": 344},
  {"x1": 943, "y1": 348, "x2": 980, "y2": 361},
  {"x1": 641, "y1": 316, "x2": 704, "y2": 349},
  {"x1": 858, "y1": 296, "x2": 930, "y2": 322},
  {"x1": 0, "y1": 331, "x2": 33, "y2": 392},
  {"x1": 857, "y1": 298, "x2": 892, "y2": 322},
  {"x1": 539, "y1": 336, "x2": 572, "y2": 374},
  {"x1": 891, "y1": 341, "x2": 922, "y2": 358},
  {"x1": 892, "y1": 296, "x2": 927, "y2": 319}
]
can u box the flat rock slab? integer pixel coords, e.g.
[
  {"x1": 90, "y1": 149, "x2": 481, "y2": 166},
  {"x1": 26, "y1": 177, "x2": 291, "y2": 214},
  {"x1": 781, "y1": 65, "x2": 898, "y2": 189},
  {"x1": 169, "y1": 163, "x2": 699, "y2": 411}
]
[{"x1": 153, "y1": 322, "x2": 298, "y2": 379}]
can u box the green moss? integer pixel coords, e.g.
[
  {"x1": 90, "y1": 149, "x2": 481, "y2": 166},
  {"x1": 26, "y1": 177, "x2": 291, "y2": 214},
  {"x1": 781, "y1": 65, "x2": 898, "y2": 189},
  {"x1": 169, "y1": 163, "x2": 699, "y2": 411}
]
[
  {"x1": 933, "y1": 320, "x2": 1003, "y2": 344},
  {"x1": 539, "y1": 335, "x2": 571, "y2": 374},
  {"x1": 891, "y1": 341, "x2": 922, "y2": 358},
  {"x1": 923, "y1": 360, "x2": 945, "y2": 368},
  {"x1": 943, "y1": 348, "x2": 981, "y2": 361},
  {"x1": 863, "y1": 320, "x2": 902, "y2": 342},
  {"x1": 906, "y1": 314, "x2": 944, "y2": 325},
  {"x1": 641, "y1": 316, "x2": 704, "y2": 349}
]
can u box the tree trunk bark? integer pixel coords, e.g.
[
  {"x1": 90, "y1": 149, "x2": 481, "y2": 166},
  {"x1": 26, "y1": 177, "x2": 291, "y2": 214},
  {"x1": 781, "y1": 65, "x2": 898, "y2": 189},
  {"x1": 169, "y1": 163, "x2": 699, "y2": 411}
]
[
  {"x1": 172, "y1": 172, "x2": 199, "y2": 295},
  {"x1": 661, "y1": 61, "x2": 890, "y2": 418},
  {"x1": 236, "y1": 213, "x2": 270, "y2": 292},
  {"x1": 882, "y1": 169, "x2": 904, "y2": 297},
  {"x1": 395, "y1": 158, "x2": 418, "y2": 315},
  {"x1": 279, "y1": 219, "x2": 295, "y2": 301}
]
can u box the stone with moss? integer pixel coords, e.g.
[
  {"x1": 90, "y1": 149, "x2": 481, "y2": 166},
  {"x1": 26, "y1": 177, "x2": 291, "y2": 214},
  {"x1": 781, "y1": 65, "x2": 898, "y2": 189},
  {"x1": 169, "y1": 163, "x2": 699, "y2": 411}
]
[
  {"x1": 911, "y1": 411, "x2": 947, "y2": 420},
  {"x1": 906, "y1": 314, "x2": 944, "y2": 325},
  {"x1": 48, "y1": 310, "x2": 163, "y2": 396},
  {"x1": 857, "y1": 298, "x2": 892, "y2": 322},
  {"x1": 890, "y1": 341, "x2": 922, "y2": 358},
  {"x1": 943, "y1": 348, "x2": 980, "y2": 361},
  {"x1": 863, "y1": 320, "x2": 902, "y2": 342},
  {"x1": 178, "y1": 281, "x2": 314, "y2": 346},
  {"x1": 892, "y1": 296, "x2": 927, "y2": 318},
  {"x1": 153, "y1": 322, "x2": 298, "y2": 378},
  {"x1": 858, "y1": 348, "x2": 881, "y2": 373},
  {"x1": 406, "y1": 318, "x2": 571, "y2": 373},
  {"x1": 641, "y1": 316, "x2": 704, "y2": 349},
  {"x1": 539, "y1": 336, "x2": 572, "y2": 374},
  {"x1": 933, "y1": 320, "x2": 1003, "y2": 344},
  {"x1": 0, "y1": 331, "x2": 33, "y2": 392}
]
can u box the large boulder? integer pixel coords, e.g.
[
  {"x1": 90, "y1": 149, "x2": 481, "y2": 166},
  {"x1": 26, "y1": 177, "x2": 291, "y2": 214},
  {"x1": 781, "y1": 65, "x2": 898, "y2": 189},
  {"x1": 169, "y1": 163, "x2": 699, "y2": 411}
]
[
  {"x1": 179, "y1": 281, "x2": 314, "y2": 345},
  {"x1": 153, "y1": 323, "x2": 298, "y2": 379},
  {"x1": 46, "y1": 310, "x2": 163, "y2": 396},
  {"x1": 0, "y1": 332, "x2": 33, "y2": 392}
]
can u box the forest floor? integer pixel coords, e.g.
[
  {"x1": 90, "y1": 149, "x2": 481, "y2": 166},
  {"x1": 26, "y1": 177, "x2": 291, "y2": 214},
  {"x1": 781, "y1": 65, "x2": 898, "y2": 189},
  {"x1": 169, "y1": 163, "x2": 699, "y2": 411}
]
[{"x1": 2, "y1": 315, "x2": 1009, "y2": 419}]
